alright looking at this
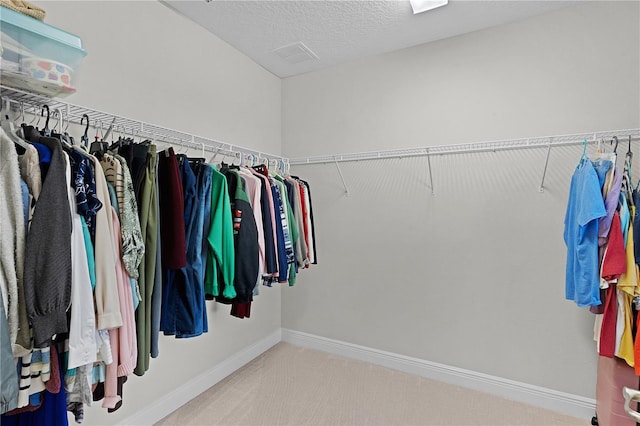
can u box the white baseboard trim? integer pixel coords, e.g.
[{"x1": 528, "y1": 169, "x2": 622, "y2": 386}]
[
  {"x1": 281, "y1": 328, "x2": 596, "y2": 420},
  {"x1": 118, "y1": 329, "x2": 282, "y2": 425}
]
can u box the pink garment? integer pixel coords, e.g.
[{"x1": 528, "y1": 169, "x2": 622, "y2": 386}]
[
  {"x1": 90, "y1": 154, "x2": 123, "y2": 330},
  {"x1": 596, "y1": 355, "x2": 637, "y2": 426},
  {"x1": 103, "y1": 207, "x2": 138, "y2": 409},
  {"x1": 298, "y1": 181, "x2": 310, "y2": 267}
]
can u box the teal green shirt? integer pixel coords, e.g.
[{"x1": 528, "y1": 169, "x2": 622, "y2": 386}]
[{"x1": 205, "y1": 167, "x2": 236, "y2": 299}]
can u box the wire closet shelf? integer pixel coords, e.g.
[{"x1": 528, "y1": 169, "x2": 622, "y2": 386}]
[
  {"x1": 287, "y1": 128, "x2": 640, "y2": 196},
  {"x1": 0, "y1": 84, "x2": 287, "y2": 164},
  {"x1": 288, "y1": 129, "x2": 640, "y2": 165}
]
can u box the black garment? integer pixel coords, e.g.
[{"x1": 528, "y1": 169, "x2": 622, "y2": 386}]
[
  {"x1": 118, "y1": 142, "x2": 149, "y2": 202},
  {"x1": 217, "y1": 167, "x2": 259, "y2": 305}
]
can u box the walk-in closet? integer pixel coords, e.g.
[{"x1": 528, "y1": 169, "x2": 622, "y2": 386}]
[{"x1": 0, "y1": 1, "x2": 638, "y2": 425}]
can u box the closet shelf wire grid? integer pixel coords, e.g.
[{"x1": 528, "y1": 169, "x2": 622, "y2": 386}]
[
  {"x1": 0, "y1": 85, "x2": 287, "y2": 163},
  {"x1": 289, "y1": 129, "x2": 640, "y2": 165},
  {"x1": 2, "y1": 84, "x2": 638, "y2": 194},
  {"x1": 289, "y1": 128, "x2": 640, "y2": 195}
]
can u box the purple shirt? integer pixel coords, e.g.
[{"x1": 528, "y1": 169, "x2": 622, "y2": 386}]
[{"x1": 599, "y1": 167, "x2": 623, "y2": 246}]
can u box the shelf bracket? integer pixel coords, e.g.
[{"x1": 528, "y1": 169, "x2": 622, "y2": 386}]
[
  {"x1": 334, "y1": 158, "x2": 349, "y2": 196},
  {"x1": 539, "y1": 140, "x2": 553, "y2": 193},
  {"x1": 426, "y1": 148, "x2": 434, "y2": 195}
]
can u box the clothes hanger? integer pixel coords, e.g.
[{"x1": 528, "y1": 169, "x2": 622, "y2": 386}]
[
  {"x1": 591, "y1": 137, "x2": 616, "y2": 166},
  {"x1": 243, "y1": 153, "x2": 251, "y2": 168},
  {"x1": 624, "y1": 135, "x2": 633, "y2": 181},
  {"x1": 79, "y1": 114, "x2": 90, "y2": 147},
  {"x1": 611, "y1": 136, "x2": 619, "y2": 154},
  {"x1": 0, "y1": 96, "x2": 29, "y2": 150},
  {"x1": 238, "y1": 154, "x2": 256, "y2": 174},
  {"x1": 39, "y1": 105, "x2": 52, "y2": 137},
  {"x1": 92, "y1": 119, "x2": 111, "y2": 158},
  {"x1": 187, "y1": 141, "x2": 206, "y2": 165},
  {"x1": 186, "y1": 141, "x2": 206, "y2": 165},
  {"x1": 577, "y1": 138, "x2": 588, "y2": 168},
  {"x1": 230, "y1": 151, "x2": 239, "y2": 167},
  {"x1": 106, "y1": 124, "x2": 126, "y2": 151},
  {"x1": 26, "y1": 104, "x2": 39, "y2": 127},
  {"x1": 102, "y1": 116, "x2": 116, "y2": 142},
  {"x1": 14, "y1": 101, "x2": 24, "y2": 127},
  {"x1": 51, "y1": 109, "x2": 73, "y2": 148},
  {"x1": 14, "y1": 101, "x2": 27, "y2": 140},
  {"x1": 592, "y1": 138, "x2": 605, "y2": 157},
  {"x1": 60, "y1": 110, "x2": 79, "y2": 147},
  {"x1": 96, "y1": 120, "x2": 108, "y2": 149},
  {"x1": 175, "y1": 142, "x2": 189, "y2": 164}
]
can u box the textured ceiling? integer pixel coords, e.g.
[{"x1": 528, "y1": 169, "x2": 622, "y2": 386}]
[{"x1": 163, "y1": 1, "x2": 573, "y2": 78}]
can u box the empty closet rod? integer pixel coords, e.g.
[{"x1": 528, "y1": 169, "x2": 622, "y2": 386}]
[
  {"x1": 0, "y1": 84, "x2": 287, "y2": 162},
  {"x1": 288, "y1": 128, "x2": 640, "y2": 165}
]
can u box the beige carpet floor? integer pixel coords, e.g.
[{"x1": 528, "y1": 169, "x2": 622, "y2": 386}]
[{"x1": 156, "y1": 342, "x2": 586, "y2": 426}]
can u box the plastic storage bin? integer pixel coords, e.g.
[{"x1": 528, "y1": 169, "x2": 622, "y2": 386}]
[{"x1": 0, "y1": 5, "x2": 87, "y2": 97}]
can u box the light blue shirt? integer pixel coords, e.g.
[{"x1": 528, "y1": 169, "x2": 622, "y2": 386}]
[
  {"x1": 592, "y1": 159, "x2": 612, "y2": 189},
  {"x1": 564, "y1": 160, "x2": 607, "y2": 307},
  {"x1": 80, "y1": 216, "x2": 96, "y2": 290},
  {"x1": 620, "y1": 193, "x2": 631, "y2": 246}
]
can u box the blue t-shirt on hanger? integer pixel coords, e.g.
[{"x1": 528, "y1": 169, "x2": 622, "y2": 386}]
[{"x1": 564, "y1": 159, "x2": 607, "y2": 307}]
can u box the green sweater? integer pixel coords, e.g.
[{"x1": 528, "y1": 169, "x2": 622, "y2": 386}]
[{"x1": 204, "y1": 168, "x2": 236, "y2": 299}]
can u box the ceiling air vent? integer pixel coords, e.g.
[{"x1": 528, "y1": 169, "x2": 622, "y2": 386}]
[{"x1": 271, "y1": 42, "x2": 318, "y2": 64}]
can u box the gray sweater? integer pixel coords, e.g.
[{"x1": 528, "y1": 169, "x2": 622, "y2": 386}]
[{"x1": 22, "y1": 128, "x2": 72, "y2": 348}]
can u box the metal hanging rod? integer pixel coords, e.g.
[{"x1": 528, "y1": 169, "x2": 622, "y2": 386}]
[
  {"x1": 288, "y1": 128, "x2": 640, "y2": 165},
  {"x1": 0, "y1": 85, "x2": 286, "y2": 163}
]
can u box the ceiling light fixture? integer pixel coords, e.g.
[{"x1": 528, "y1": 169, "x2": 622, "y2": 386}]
[{"x1": 409, "y1": 0, "x2": 448, "y2": 14}]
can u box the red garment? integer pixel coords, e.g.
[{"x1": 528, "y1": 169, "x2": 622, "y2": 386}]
[
  {"x1": 601, "y1": 212, "x2": 626, "y2": 281},
  {"x1": 44, "y1": 345, "x2": 61, "y2": 394},
  {"x1": 158, "y1": 148, "x2": 187, "y2": 269},
  {"x1": 599, "y1": 286, "x2": 618, "y2": 357},
  {"x1": 231, "y1": 302, "x2": 251, "y2": 319}
]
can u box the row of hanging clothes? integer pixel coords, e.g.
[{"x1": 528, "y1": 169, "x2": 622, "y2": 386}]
[
  {"x1": 564, "y1": 136, "x2": 640, "y2": 367},
  {"x1": 0, "y1": 99, "x2": 317, "y2": 424}
]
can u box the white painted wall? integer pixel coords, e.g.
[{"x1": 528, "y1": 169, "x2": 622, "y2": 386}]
[
  {"x1": 282, "y1": 0, "x2": 640, "y2": 399},
  {"x1": 30, "y1": 1, "x2": 282, "y2": 424}
]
